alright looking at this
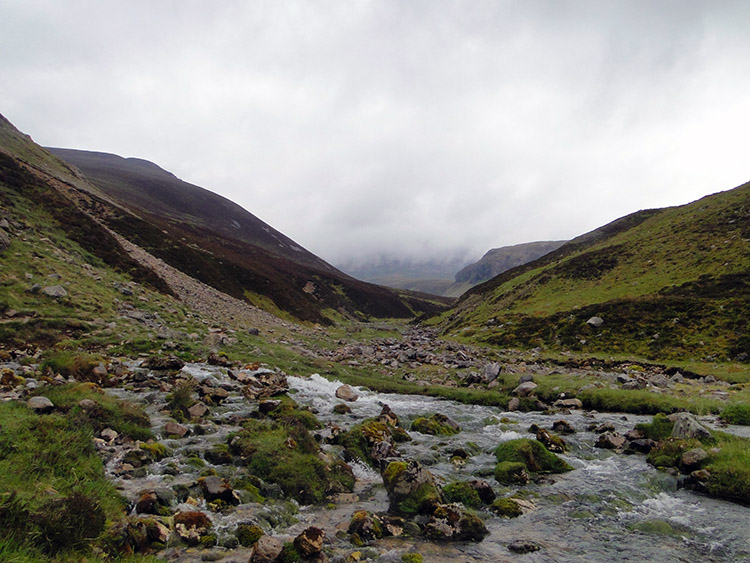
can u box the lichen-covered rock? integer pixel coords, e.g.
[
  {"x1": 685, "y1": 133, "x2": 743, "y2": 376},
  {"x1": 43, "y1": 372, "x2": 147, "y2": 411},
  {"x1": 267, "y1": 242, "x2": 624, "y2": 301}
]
[
  {"x1": 423, "y1": 504, "x2": 489, "y2": 542},
  {"x1": 669, "y1": 413, "x2": 712, "y2": 441},
  {"x1": 251, "y1": 535, "x2": 283, "y2": 563},
  {"x1": 173, "y1": 511, "x2": 212, "y2": 546},
  {"x1": 382, "y1": 460, "x2": 443, "y2": 516},
  {"x1": 293, "y1": 526, "x2": 325, "y2": 558}
]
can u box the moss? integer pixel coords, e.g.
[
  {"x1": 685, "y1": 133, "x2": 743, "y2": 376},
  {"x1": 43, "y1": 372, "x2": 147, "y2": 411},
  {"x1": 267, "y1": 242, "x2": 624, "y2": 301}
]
[
  {"x1": 491, "y1": 498, "x2": 523, "y2": 518},
  {"x1": 382, "y1": 461, "x2": 408, "y2": 488},
  {"x1": 442, "y1": 482, "x2": 482, "y2": 508},
  {"x1": 628, "y1": 519, "x2": 689, "y2": 537},
  {"x1": 494, "y1": 439, "x2": 572, "y2": 473},
  {"x1": 339, "y1": 418, "x2": 394, "y2": 467},
  {"x1": 236, "y1": 524, "x2": 264, "y2": 547},
  {"x1": 493, "y1": 461, "x2": 529, "y2": 485},
  {"x1": 411, "y1": 413, "x2": 460, "y2": 436},
  {"x1": 140, "y1": 441, "x2": 169, "y2": 462},
  {"x1": 333, "y1": 403, "x2": 352, "y2": 415},
  {"x1": 401, "y1": 554, "x2": 423, "y2": 563},
  {"x1": 279, "y1": 541, "x2": 302, "y2": 563}
]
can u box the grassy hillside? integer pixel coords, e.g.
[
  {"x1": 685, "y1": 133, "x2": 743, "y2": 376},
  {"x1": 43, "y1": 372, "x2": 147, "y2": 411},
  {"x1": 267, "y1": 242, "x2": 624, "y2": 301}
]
[{"x1": 436, "y1": 184, "x2": 750, "y2": 362}]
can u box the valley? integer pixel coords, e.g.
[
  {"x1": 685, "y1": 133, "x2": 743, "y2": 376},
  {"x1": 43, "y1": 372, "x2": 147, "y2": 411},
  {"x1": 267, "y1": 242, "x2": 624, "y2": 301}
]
[{"x1": 0, "y1": 112, "x2": 748, "y2": 563}]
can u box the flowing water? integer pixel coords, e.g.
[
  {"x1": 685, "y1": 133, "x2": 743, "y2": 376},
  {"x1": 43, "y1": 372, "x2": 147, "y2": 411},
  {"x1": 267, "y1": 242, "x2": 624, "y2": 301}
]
[{"x1": 107, "y1": 365, "x2": 750, "y2": 562}]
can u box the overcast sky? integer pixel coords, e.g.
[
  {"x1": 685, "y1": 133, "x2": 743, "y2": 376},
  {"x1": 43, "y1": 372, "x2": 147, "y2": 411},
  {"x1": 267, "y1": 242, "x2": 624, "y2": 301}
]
[{"x1": 2, "y1": 1, "x2": 749, "y2": 266}]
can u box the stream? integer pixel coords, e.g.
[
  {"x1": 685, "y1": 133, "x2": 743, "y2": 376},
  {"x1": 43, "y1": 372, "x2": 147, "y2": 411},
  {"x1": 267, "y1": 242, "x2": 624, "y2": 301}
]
[{"x1": 107, "y1": 364, "x2": 750, "y2": 562}]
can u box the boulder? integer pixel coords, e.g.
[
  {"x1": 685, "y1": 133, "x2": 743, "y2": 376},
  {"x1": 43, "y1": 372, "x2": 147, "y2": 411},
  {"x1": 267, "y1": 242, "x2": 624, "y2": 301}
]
[
  {"x1": 27, "y1": 396, "x2": 54, "y2": 413},
  {"x1": 251, "y1": 535, "x2": 283, "y2": 563},
  {"x1": 141, "y1": 355, "x2": 185, "y2": 371},
  {"x1": 41, "y1": 285, "x2": 67, "y2": 298},
  {"x1": 164, "y1": 422, "x2": 189, "y2": 438},
  {"x1": 335, "y1": 384, "x2": 359, "y2": 402},
  {"x1": 482, "y1": 362, "x2": 501, "y2": 383},
  {"x1": 587, "y1": 316, "x2": 604, "y2": 327},
  {"x1": 553, "y1": 398, "x2": 583, "y2": 409},
  {"x1": 348, "y1": 510, "x2": 384, "y2": 543},
  {"x1": 468, "y1": 479, "x2": 496, "y2": 504},
  {"x1": 681, "y1": 448, "x2": 708, "y2": 471},
  {"x1": 626, "y1": 438, "x2": 657, "y2": 454},
  {"x1": 423, "y1": 503, "x2": 489, "y2": 542},
  {"x1": 670, "y1": 413, "x2": 712, "y2": 441},
  {"x1": 200, "y1": 476, "x2": 240, "y2": 505},
  {"x1": 206, "y1": 352, "x2": 233, "y2": 367},
  {"x1": 512, "y1": 381, "x2": 538, "y2": 397},
  {"x1": 552, "y1": 420, "x2": 576, "y2": 434},
  {"x1": 187, "y1": 402, "x2": 209, "y2": 419},
  {"x1": 507, "y1": 397, "x2": 520, "y2": 411},
  {"x1": 508, "y1": 539, "x2": 542, "y2": 554},
  {"x1": 595, "y1": 432, "x2": 626, "y2": 450}
]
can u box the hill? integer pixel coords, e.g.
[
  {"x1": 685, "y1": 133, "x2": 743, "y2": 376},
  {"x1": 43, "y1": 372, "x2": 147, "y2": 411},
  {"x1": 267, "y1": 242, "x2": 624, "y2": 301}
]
[
  {"x1": 445, "y1": 240, "x2": 567, "y2": 296},
  {"x1": 36, "y1": 145, "x2": 449, "y2": 325},
  {"x1": 436, "y1": 184, "x2": 750, "y2": 362}
]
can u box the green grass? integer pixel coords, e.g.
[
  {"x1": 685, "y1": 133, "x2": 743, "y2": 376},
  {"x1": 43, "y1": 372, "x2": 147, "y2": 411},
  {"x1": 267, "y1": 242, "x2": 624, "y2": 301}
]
[
  {"x1": 0, "y1": 386, "x2": 153, "y2": 559},
  {"x1": 440, "y1": 183, "x2": 750, "y2": 363}
]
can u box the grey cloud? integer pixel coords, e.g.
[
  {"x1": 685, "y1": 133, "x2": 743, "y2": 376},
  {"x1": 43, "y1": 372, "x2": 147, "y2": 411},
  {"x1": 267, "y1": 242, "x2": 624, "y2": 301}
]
[{"x1": 1, "y1": 1, "x2": 749, "y2": 265}]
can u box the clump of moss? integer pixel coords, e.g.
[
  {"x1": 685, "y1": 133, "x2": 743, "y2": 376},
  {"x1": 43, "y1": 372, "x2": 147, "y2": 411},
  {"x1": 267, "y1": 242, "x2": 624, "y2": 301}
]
[
  {"x1": 401, "y1": 554, "x2": 423, "y2": 563},
  {"x1": 490, "y1": 497, "x2": 523, "y2": 518},
  {"x1": 442, "y1": 482, "x2": 482, "y2": 508},
  {"x1": 646, "y1": 438, "x2": 700, "y2": 469},
  {"x1": 494, "y1": 461, "x2": 529, "y2": 485},
  {"x1": 140, "y1": 441, "x2": 170, "y2": 462},
  {"x1": 411, "y1": 413, "x2": 460, "y2": 436},
  {"x1": 264, "y1": 395, "x2": 322, "y2": 430},
  {"x1": 494, "y1": 438, "x2": 572, "y2": 474},
  {"x1": 236, "y1": 523, "x2": 264, "y2": 547}
]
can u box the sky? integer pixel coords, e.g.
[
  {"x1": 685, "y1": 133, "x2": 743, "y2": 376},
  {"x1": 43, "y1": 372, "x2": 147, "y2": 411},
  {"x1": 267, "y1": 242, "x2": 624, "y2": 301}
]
[{"x1": 2, "y1": 1, "x2": 749, "y2": 267}]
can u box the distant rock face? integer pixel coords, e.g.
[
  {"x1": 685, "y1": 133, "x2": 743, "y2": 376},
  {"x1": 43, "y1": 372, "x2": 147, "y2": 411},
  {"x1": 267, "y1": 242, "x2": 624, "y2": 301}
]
[{"x1": 454, "y1": 240, "x2": 567, "y2": 285}]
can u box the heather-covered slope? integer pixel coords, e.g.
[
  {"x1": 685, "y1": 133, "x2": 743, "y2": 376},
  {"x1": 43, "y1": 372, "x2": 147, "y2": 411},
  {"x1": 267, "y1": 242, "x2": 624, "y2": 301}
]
[
  {"x1": 37, "y1": 145, "x2": 449, "y2": 324},
  {"x1": 437, "y1": 184, "x2": 750, "y2": 362}
]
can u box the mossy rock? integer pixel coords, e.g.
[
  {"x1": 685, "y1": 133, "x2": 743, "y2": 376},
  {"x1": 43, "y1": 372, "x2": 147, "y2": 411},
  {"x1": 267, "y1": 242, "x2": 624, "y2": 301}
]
[
  {"x1": 140, "y1": 441, "x2": 170, "y2": 462},
  {"x1": 490, "y1": 497, "x2": 523, "y2": 518},
  {"x1": 442, "y1": 482, "x2": 482, "y2": 509},
  {"x1": 646, "y1": 438, "x2": 700, "y2": 469},
  {"x1": 494, "y1": 439, "x2": 572, "y2": 473},
  {"x1": 382, "y1": 460, "x2": 443, "y2": 516},
  {"x1": 494, "y1": 461, "x2": 529, "y2": 485},
  {"x1": 333, "y1": 403, "x2": 352, "y2": 415},
  {"x1": 401, "y1": 554, "x2": 423, "y2": 563},
  {"x1": 411, "y1": 413, "x2": 460, "y2": 436},
  {"x1": 236, "y1": 523, "x2": 264, "y2": 546}
]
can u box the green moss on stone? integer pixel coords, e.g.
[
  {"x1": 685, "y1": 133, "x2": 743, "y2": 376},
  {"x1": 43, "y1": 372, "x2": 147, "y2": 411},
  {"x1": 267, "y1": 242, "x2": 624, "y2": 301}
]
[{"x1": 494, "y1": 439, "x2": 572, "y2": 473}]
